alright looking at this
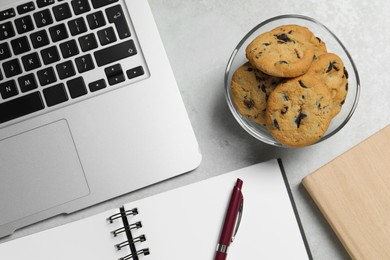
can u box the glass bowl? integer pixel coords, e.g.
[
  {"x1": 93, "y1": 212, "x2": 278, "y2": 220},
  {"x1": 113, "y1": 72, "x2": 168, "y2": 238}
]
[{"x1": 224, "y1": 14, "x2": 360, "y2": 147}]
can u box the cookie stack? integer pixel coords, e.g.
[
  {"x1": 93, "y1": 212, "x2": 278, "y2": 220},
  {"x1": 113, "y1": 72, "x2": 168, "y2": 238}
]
[{"x1": 231, "y1": 24, "x2": 349, "y2": 147}]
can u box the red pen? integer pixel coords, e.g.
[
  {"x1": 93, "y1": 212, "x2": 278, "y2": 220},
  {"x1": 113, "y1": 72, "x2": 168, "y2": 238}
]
[{"x1": 215, "y1": 178, "x2": 244, "y2": 260}]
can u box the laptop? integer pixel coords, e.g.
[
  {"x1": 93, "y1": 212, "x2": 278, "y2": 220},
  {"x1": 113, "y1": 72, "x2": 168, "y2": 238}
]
[{"x1": 0, "y1": 0, "x2": 201, "y2": 238}]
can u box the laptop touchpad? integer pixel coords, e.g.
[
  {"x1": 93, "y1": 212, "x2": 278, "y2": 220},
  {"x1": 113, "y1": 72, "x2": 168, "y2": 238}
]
[{"x1": 0, "y1": 120, "x2": 90, "y2": 226}]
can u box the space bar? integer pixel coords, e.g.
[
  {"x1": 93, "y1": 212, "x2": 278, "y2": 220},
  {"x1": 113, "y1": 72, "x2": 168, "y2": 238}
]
[
  {"x1": 94, "y1": 40, "x2": 137, "y2": 67},
  {"x1": 0, "y1": 92, "x2": 44, "y2": 124}
]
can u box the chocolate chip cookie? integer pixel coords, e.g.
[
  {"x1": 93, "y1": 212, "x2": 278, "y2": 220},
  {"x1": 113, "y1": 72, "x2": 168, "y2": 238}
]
[
  {"x1": 271, "y1": 24, "x2": 327, "y2": 59},
  {"x1": 305, "y1": 53, "x2": 348, "y2": 116},
  {"x1": 231, "y1": 62, "x2": 283, "y2": 126},
  {"x1": 246, "y1": 27, "x2": 315, "y2": 77},
  {"x1": 266, "y1": 77, "x2": 333, "y2": 147}
]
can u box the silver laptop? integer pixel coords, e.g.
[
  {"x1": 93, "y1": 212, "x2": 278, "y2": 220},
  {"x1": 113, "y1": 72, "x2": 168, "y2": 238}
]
[{"x1": 0, "y1": 0, "x2": 201, "y2": 238}]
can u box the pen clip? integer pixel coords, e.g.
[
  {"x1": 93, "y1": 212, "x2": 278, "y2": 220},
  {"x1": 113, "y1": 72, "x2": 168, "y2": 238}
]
[{"x1": 231, "y1": 196, "x2": 244, "y2": 243}]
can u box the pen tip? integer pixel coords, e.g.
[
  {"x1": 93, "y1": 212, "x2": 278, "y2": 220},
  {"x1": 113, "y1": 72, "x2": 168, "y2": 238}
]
[{"x1": 236, "y1": 178, "x2": 243, "y2": 189}]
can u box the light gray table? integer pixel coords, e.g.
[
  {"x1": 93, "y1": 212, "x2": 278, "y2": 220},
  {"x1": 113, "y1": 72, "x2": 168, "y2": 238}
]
[{"x1": 3, "y1": 1, "x2": 390, "y2": 259}]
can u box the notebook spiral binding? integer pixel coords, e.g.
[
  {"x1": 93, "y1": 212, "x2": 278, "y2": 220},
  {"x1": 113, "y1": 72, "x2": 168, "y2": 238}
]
[{"x1": 107, "y1": 207, "x2": 150, "y2": 260}]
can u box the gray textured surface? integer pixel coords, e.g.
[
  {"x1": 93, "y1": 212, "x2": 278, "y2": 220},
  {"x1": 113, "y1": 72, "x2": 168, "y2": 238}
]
[{"x1": 2, "y1": 1, "x2": 390, "y2": 259}]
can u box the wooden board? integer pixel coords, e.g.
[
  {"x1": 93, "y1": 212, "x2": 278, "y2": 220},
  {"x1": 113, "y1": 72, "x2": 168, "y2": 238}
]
[{"x1": 302, "y1": 125, "x2": 390, "y2": 260}]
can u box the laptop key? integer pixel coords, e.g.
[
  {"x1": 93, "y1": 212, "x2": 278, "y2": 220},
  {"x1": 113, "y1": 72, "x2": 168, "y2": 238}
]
[
  {"x1": 105, "y1": 5, "x2": 130, "y2": 39},
  {"x1": 37, "y1": 0, "x2": 55, "y2": 8},
  {"x1": 59, "y1": 39, "x2": 79, "y2": 58},
  {"x1": 127, "y1": 66, "x2": 144, "y2": 80},
  {"x1": 18, "y1": 73, "x2": 38, "y2": 92},
  {"x1": 88, "y1": 78, "x2": 106, "y2": 92},
  {"x1": 56, "y1": 60, "x2": 76, "y2": 79},
  {"x1": 75, "y1": 54, "x2": 94, "y2": 73},
  {"x1": 97, "y1": 27, "x2": 116, "y2": 46},
  {"x1": 71, "y1": 0, "x2": 90, "y2": 15},
  {"x1": 37, "y1": 66, "x2": 57, "y2": 86},
  {"x1": 0, "y1": 21, "x2": 15, "y2": 40},
  {"x1": 0, "y1": 42, "x2": 12, "y2": 60},
  {"x1": 14, "y1": 15, "x2": 35, "y2": 34},
  {"x1": 78, "y1": 33, "x2": 98, "y2": 52},
  {"x1": 105, "y1": 63, "x2": 124, "y2": 85},
  {"x1": 87, "y1": 11, "x2": 106, "y2": 30},
  {"x1": 17, "y1": 2, "x2": 35, "y2": 15},
  {"x1": 2, "y1": 59, "x2": 22, "y2": 78},
  {"x1": 30, "y1": 29, "x2": 50, "y2": 48},
  {"x1": 52, "y1": 2, "x2": 72, "y2": 22},
  {"x1": 0, "y1": 91, "x2": 44, "y2": 123},
  {"x1": 43, "y1": 83, "x2": 68, "y2": 107},
  {"x1": 68, "y1": 17, "x2": 87, "y2": 36},
  {"x1": 11, "y1": 36, "x2": 31, "y2": 55},
  {"x1": 21, "y1": 52, "x2": 41, "y2": 71},
  {"x1": 0, "y1": 8, "x2": 16, "y2": 21},
  {"x1": 91, "y1": 0, "x2": 118, "y2": 9},
  {"x1": 41, "y1": 46, "x2": 60, "y2": 65},
  {"x1": 0, "y1": 79, "x2": 18, "y2": 99},
  {"x1": 94, "y1": 40, "x2": 136, "y2": 67},
  {"x1": 49, "y1": 23, "x2": 68, "y2": 42},
  {"x1": 33, "y1": 9, "x2": 53, "y2": 28},
  {"x1": 67, "y1": 76, "x2": 87, "y2": 98}
]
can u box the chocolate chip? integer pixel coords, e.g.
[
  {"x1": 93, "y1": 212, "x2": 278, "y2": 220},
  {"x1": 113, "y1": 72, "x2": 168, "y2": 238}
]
[
  {"x1": 255, "y1": 52, "x2": 263, "y2": 59},
  {"x1": 278, "y1": 60, "x2": 289, "y2": 64},
  {"x1": 316, "y1": 36, "x2": 322, "y2": 43},
  {"x1": 326, "y1": 61, "x2": 339, "y2": 73},
  {"x1": 263, "y1": 42, "x2": 270, "y2": 46},
  {"x1": 343, "y1": 67, "x2": 349, "y2": 79},
  {"x1": 298, "y1": 80, "x2": 309, "y2": 88},
  {"x1": 294, "y1": 49, "x2": 301, "y2": 59},
  {"x1": 345, "y1": 83, "x2": 349, "y2": 91},
  {"x1": 340, "y1": 99, "x2": 345, "y2": 105},
  {"x1": 260, "y1": 84, "x2": 266, "y2": 93},
  {"x1": 326, "y1": 62, "x2": 334, "y2": 73},
  {"x1": 244, "y1": 99, "x2": 255, "y2": 108},
  {"x1": 273, "y1": 119, "x2": 280, "y2": 130},
  {"x1": 246, "y1": 67, "x2": 253, "y2": 72},
  {"x1": 281, "y1": 106, "x2": 289, "y2": 114},
  {"x1": 295, "y1": 112, "x2": 307, "y2": 128},
  {"x1": 282, "y1": 93, "x2": 289, "y2": 101},
  {"x1": 275, "y1": 33, "x2": 292, "y2": 42},
  {"x1": 288, "y1": 30, "x2": 293, "y2": 34},
  {"x1": 316, "y1": 97, "x2": 324, "y2": 109},
  {"x1": 261, "y1": 84, "x2": 267, "y2": 93}
]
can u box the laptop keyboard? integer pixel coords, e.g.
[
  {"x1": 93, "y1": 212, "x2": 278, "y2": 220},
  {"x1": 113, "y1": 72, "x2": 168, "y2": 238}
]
[{"x1": 0, "y1": 0, "x2": 149, "y2": 125}]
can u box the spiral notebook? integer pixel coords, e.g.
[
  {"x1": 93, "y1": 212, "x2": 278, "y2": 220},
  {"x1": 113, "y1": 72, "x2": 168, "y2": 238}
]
[{"x1": 0, "y1": 159, "x2": 311, "y2": 259}]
